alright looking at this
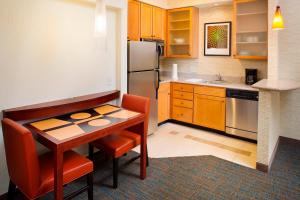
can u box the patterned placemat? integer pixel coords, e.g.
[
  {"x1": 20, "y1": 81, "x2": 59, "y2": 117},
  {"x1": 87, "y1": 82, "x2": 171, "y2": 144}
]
[
  {"x1": 107, "y1": 110, "x2": 140, "y2": 119},
  {"x1": 31, "y1": 118, "x2": 71, "y2": 131},
  {"x1": 94, "y1": 105, "x2": 121, "y2": 115},
  {"x1": 46, "y1": 125, "x2": 85, "y2": 140}
]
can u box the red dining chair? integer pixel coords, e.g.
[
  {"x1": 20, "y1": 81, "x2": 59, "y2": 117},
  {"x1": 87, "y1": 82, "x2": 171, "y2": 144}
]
[
  {"x1": 2, "y1": 118, "x2": 94, "y2": 200},
  {"x1": 89, "y1": 94, "x2": 150, "y2": 188}
]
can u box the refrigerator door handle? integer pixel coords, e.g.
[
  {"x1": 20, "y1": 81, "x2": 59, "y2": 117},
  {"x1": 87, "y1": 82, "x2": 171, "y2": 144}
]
[{"x1": 155, "y1": 69, "x2": 160, "y2": 99}]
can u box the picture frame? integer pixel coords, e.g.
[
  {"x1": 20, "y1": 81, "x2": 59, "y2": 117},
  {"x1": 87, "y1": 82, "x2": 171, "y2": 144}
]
[{"x1": 204, "y1": 21, "x2": 231, "y2": 56}]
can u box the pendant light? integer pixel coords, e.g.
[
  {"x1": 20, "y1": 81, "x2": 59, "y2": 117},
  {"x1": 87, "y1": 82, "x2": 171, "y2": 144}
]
[
  {"x1": 94, "y1": 0, "x2": 107, "y2": 37},
  {"x1": 272, "y1": 6, "x2": 285, "y2": 30}
]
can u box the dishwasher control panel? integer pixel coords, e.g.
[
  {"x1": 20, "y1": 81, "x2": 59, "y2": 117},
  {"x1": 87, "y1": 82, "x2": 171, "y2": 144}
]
[{"x1": 226, "y1": 89, "x2": 258, "y2": 101}]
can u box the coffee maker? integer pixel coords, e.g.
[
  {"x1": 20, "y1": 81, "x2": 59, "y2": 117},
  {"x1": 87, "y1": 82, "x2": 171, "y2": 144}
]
[{"x1": 245, "y1": 69, "x2": 258, "y2": 85}]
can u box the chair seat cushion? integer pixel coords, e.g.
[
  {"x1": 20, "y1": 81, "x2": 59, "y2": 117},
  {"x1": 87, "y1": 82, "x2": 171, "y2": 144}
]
[
  {"x1": 91, "y1": 130, "x2": 141, "y2": 158},
  {"x1": 37, "y1": 150, "x2": 93, "y2": 197}
]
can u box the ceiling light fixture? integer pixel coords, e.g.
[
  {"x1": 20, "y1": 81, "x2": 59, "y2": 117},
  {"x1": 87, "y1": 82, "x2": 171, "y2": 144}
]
[
  {"x1": 272, "y1": 6, "x2": 285, "y2": 30},
  {"x1": 94, "y1": 0, "x2": 107, "y2": 37}
]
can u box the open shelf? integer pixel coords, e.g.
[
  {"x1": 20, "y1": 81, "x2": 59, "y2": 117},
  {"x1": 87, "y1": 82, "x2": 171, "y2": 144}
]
[
  {"x1": 237, "y1": 11, "x2": 267, "y2": 16},
  {"x1": 169, "y1": 28, "x2": 190, "y2": 31},
  {"x1": 166, "y1": 7, "x2": 199, "y2": 58},
  {"x1": 233, "y1": 0, "x2": 268, "y2": 60},
  {"x1": 237, "y1": 41, "x2": 267, "y2": 44},
  {"x1": 234, "y1": 55, "x2": 267, "y2": 60},
  {"x1": 169, "y1": 43, "x2": 190, "y2": 46},
  {"x1": 169, "y1": 19, "x2": 190, "y2": 23},
  {"x1": 237, "y1": 30, "x2": 267, "y2": 34}
]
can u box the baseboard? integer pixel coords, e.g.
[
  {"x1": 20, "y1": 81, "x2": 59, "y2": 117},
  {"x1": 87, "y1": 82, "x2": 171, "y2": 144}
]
[
  {"x1": 279, "y1": 136, "x2": 300, "y2": 146},
  {"x1": 256, "y1": 135, "x2": 280, "y2": 173},
  {"x1": 256, "y1": 136, "x2": 300, "y2": 173},
  {"x1": 256, "y1": 162, "x2": 268, "y2": 173}
]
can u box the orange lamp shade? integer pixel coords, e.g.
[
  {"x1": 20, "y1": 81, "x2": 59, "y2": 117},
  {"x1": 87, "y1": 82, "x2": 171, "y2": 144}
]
[{"x1": 272, "y1": 6, "x2": 285, "y2": 30}]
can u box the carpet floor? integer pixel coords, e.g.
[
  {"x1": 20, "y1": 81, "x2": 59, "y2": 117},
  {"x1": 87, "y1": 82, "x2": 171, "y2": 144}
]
[{"x1": 8, "y1": 143, "x2": 300, "y2": 200}]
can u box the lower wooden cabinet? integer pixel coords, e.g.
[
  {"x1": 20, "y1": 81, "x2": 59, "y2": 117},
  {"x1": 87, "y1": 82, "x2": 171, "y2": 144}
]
[
  {"x1": 158, "y1": 83, "x2": 170, "y2": 123},
  {"x1": 193, "y1": 94, "x2": 225, "y2": 131},
  {"x1": 172, "y1": 106, "x2": 193, "y2": 123},
  {"x1": 158, "y1": 82, "x2": 226, "y2": 132}
]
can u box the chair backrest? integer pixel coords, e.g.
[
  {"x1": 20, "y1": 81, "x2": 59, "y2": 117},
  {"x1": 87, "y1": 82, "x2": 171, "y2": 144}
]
[
  {"x1": 121, "y1": 94, "x2": 150, "y2": 134},
  {"x1": 2, "y1": 118, "x2": 40, "y2": 198}
]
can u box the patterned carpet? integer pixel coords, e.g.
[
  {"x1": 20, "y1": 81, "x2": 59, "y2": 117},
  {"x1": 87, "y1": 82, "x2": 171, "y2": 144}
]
[{"x1": 9, "y1": 143, "x2": 300, "y2": 200}]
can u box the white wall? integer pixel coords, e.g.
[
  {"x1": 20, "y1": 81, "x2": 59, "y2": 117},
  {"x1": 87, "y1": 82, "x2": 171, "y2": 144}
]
[
  {"x1": 278, "y1": 0, "x2": 300, "y2": 140},
  {"x1": 161, "y1": 5, "x2": 267, "y2": 80},
  {"x1": 0, "y1": 0, "x2": 126, "y2": 194}
]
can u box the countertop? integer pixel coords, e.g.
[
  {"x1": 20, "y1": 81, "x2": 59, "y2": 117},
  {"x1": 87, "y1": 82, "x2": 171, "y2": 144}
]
[
  {"x1": 252, "y1": 79, "x2": 300, "y2": 91},
  {"x1": 160, "y1": 78, "x2": 258, "y2": 91}
]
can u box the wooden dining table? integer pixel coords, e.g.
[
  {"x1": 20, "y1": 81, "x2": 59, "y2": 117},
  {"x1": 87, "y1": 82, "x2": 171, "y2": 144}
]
[{"x1": 3, "y1": 91, "x2": 148, "y2": 200}]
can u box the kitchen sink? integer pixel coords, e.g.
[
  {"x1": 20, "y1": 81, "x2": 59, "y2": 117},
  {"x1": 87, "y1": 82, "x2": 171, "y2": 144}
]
[{"x1": 206, "y1": 80, "x2": 227, "y2": 84}]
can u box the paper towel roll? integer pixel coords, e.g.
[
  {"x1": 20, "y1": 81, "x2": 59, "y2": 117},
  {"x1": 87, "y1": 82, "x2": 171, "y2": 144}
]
[{"x1": 172, "y1": 64, "x2": 178, "y2": 80}]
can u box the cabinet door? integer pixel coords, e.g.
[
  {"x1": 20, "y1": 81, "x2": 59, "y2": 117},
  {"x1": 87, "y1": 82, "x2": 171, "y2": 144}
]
[
  {"x1": 193, "y1": 94, "x2": 225, "y2": 131},
  {"x1": 141, "y1": 3, "x2": 153, "y2": 39},
  {"x1": 128, "y1": 0, "x2": 140, "y2": 41},
  {"x1": 158, "y1": 83, "x2": 170, "y2": 123},
  {"x1": 153, "y1": 7, "x2": 165, "y2": 40}
]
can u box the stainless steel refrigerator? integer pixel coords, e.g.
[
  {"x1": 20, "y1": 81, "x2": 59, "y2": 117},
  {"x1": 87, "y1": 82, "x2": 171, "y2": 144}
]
[{"x1": 127, "y1": 41, "x2": 163, "y2": 135}]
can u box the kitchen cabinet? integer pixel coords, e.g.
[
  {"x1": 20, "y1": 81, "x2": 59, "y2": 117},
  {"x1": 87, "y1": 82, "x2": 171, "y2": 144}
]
[
  {"x1": 141, "y1": 3, "x2": 153, "y2": 39},
  {"x1": 193, "y1": 87, "x2": 226, "y2": 131},
  {"x1": 128, "y1": 0, "x2": 140, "y2": 41},
  {"x1": 153, "y1": 7, "x2": 166, "y2": 40},
  {"x1": 158, "y1": 82, "x2": 170, "y2": 123},
  {"x1": 166, "y1": 7, "x2": 199, "y2": 58},
  {"x1": 172, "y1": 106, "x2": 193, "y2": 123},
  {"x1": 141, "y1": 3, "x2": 166, "y2": 40},
  {"x1": 233, "y1": 0, "x2": 268, "y2": 60},
  {"x1": 171, "y1": 83, "x2": 194, "y2": 123},
  {"x1": 159, "y1": 82, "x2": 226, "y2": 132}
]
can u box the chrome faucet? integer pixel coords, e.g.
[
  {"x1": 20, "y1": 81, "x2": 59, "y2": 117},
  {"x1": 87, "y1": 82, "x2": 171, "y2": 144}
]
[{"x1": 216, "y1": 73, "x2": 223, "y2": 81}]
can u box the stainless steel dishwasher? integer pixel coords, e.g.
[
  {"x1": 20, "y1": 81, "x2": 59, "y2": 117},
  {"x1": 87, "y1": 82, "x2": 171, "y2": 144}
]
[{"x1": 226, "y1": 89, "x2": 259, "y2": 141}]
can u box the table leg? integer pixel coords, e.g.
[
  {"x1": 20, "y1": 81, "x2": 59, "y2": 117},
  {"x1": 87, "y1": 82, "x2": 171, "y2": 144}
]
[
  {"x1": 140, "y1": 121, "x2": 147, "y2": 180},
  {"x1": 54, "y1": 147, "x2": 64, "y2": 200}
]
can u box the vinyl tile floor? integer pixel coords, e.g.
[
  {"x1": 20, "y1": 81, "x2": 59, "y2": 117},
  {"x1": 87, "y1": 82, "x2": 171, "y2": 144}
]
[{"x1": 133, "y1": 122, "x2": 257, "y2": 168}]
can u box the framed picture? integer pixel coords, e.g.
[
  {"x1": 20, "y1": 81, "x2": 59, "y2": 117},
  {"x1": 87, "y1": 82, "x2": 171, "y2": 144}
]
[{"x1": 204, "y1": 22, "x2": 231, "y2": 56}]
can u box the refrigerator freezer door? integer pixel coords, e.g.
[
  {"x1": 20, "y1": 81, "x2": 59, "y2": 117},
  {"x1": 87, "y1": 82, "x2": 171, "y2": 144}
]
[
  {"x1": 128, "y1": 70, "x2": 158, "y2": 135},
  {"x1": 128, "y1": 41, "x2": 158, "y2": 72}
]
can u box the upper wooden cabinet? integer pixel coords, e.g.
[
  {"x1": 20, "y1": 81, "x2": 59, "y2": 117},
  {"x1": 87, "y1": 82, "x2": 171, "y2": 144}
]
[
  {"x1": 153, "y1": 7, "x2": 166, "y2": 40},
  {"x1": 141, "y1": 3, "x2": 166, "y2": 40},
  {"x1": 166, "y1": 7, "x2": 199, "y2": 58},
  {"x1": 141, "y1": 3, "x2": 153, "y2": 39},
  {"x1": 128, "y1": 0, "x2": 140, "y2": 41},
  {"x1": 233, "y1": 0, "x2": 268, "y2": 60}
]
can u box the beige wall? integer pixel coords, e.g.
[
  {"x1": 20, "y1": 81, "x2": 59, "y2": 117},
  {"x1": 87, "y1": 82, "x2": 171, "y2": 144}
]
[
  {"x1": 162, "y1": 5, "x2": 267, "y2": 80},
  {"x1": 278, "y1": 0, "x2": 300, "y2": 140},
  {"x1": 0, "y1": 0, "x2": 126, "y2": 194},
  {"x1": 167, "y1": 0, "x2": 231, "y2": 8},
  {"x1": 140, "y1": 0, "x2": 168, "y2": 8}
]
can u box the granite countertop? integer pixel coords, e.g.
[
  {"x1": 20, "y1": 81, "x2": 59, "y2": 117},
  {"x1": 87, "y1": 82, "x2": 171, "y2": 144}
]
[{"x1": 160, "y1": 78, "x2": 258, "y2": 91}]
